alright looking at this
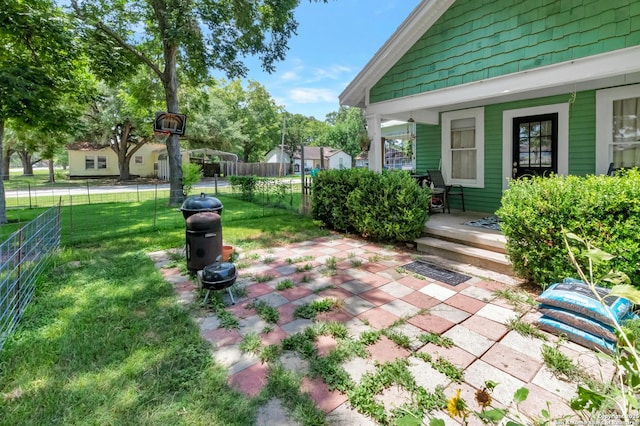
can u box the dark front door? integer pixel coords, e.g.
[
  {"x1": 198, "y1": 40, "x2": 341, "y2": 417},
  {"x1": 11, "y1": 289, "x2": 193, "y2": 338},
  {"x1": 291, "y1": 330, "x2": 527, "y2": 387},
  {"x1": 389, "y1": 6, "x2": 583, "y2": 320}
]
[{"x1": 512, "y1": 113, "x2": 558, "y2": 178}]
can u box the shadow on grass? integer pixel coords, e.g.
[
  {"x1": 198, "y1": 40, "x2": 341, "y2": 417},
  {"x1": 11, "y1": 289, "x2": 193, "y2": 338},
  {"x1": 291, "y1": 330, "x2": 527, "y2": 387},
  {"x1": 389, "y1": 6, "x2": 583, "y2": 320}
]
[{"x1": 0, "y1": 246, "x2": 255, "y2": 425}]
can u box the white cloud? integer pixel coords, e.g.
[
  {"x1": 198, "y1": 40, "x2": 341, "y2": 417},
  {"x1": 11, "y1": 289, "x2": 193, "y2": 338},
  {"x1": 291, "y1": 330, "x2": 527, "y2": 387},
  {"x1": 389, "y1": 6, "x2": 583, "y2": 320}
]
[
  {"x1": 281, "y1": 71, "x2": 298, "y2": 81},
  {"x1": 309, "y1": 65, "x2": 353, "y2": 82},
  {"x1": 289, "y1": 88, "x2": 337, "y2": 104}
]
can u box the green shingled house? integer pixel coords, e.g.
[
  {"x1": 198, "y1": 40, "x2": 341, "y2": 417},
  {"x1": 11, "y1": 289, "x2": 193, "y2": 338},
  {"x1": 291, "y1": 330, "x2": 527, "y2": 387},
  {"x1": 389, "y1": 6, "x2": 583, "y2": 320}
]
[{"x1": 340, "y1": 0, "x2": 640, "y2": 213}]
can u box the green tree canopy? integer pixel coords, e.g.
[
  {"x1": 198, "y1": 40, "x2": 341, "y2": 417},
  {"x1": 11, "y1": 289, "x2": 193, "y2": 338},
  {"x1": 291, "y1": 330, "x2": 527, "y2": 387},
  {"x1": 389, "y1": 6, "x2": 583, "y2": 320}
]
[
  {"x1": 0, "y1": 0, "x2": 94, "y2": 223},
  {"x1": 320, "y1": 106, "x2": 367, "y2": 162},
  {"x1": 71, "y1": 0, "x2": 329, "y2": 204}
]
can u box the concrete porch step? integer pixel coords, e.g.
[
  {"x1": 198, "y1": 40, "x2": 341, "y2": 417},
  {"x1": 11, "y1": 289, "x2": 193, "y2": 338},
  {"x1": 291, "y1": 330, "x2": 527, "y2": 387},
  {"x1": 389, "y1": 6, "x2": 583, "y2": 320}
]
[{"x1": 415, "y1": 236, "x2": 513, "y2": 276}]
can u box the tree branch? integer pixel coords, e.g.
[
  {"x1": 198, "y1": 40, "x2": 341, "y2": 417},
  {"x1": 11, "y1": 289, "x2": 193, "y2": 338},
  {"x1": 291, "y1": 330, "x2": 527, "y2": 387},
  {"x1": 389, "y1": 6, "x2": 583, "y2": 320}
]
[
  {"x1": 70, "y1": 0, "x2": 165, "y2": 81},
  {"x1": 94, "y1": 22, "x2": 164, "y2": 80}
]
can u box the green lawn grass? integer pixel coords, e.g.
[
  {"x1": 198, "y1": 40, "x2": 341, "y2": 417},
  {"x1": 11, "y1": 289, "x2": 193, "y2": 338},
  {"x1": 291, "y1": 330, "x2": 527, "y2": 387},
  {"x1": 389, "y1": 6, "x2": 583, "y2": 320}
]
[{"x1": 0, "y1": 196, "x2": 329, "y2": 425}]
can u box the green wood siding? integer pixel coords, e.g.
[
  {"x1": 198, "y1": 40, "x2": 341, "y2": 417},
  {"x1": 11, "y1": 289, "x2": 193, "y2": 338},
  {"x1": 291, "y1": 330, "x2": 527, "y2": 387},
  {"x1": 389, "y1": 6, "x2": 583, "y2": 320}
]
[
  {"x1": 414, "y1": 124, "x2": 441, "y2": 174},
  {"x1": 568, "y1": 91, "x2": 596, "y2": 176},
  {"x1": 371, "y1": 0, "x2": 639, "y2": 103},
  {"x1": 415, "y1": 90, "x2": 597, "y2": 213}
]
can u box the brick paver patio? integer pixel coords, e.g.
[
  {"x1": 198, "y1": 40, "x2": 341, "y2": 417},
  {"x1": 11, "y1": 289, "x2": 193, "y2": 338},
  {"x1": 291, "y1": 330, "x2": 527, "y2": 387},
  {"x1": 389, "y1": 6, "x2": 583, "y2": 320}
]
[{"x1": 148, "y1": 235, "x2": 615, "y2": 425}]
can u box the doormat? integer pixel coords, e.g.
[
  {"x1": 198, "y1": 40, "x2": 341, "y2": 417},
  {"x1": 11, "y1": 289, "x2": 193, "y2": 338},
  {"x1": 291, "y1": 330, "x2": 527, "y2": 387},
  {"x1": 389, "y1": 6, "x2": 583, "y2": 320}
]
[
  {"x1": 464, "y1": 215, "x2": 501, "y2": 231},
  {"x1": 403, "y1": 261, "x2": 471, "y2": 286}
]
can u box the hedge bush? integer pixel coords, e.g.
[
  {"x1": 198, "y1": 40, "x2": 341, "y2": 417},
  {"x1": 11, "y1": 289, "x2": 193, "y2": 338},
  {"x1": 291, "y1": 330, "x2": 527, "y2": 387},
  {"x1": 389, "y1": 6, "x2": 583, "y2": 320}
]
[
  {"x1": 496, "y1": 169, "x2": 640, "y2": 288},
  {"x1": 228, "y1": 175, "x2": 257, "y2": 200},
  {"x1": 312, "y1": 168, "x2": 430, "y2": 242}
]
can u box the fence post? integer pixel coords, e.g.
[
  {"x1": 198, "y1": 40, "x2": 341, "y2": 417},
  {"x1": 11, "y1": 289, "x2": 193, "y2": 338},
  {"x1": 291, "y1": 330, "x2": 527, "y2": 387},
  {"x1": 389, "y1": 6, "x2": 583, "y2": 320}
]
[
  {"x1": 16, "y1": 225, "x2": 22, "y2": 312},
  {"x1": 153, "y1": 183, "x2": 158, "y2": 228},
  {"x1": 57, "y1": 198, "x2": 62, "y2": 246},
  {"x1": 28, "y1": 183, "x2": 32, "y2": 209},
  {"x1": 69, "y1": 195, "x2": 73, "y2": 244},
  {"x1": 137, "y1": 184, "x2": 140, "y2": 203},
  {"x1": 86, "y1": 180, "x2": 91, "y2": 204}
]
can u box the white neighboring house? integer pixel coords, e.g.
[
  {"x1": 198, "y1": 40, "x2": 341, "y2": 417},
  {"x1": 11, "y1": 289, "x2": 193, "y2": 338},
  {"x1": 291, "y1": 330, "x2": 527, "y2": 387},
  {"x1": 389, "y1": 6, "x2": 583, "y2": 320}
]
[
  {"x1": 291, "y1": 146, "x2": 352, "y2": 173},
  {"x1": 354, "y1": 152, "x2": 369, "y2": 168},
  {"x1": 265, "y1": 148, "x2": 291, "y2": 166}
]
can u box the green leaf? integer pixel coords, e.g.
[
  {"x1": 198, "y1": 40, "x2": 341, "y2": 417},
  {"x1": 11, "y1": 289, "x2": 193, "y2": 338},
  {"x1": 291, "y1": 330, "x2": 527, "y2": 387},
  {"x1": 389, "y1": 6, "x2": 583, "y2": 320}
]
[
  {"x1": 600, "y1": 272, "x2": 631, "y2": 286},
  {"x1": 428, "y1": 419, "x2": 446, "y2": 426},
  {"x1": 609, "y1": 284, "x2": 640, "y2": 304},
  {"x1": 477, "y1": 408, "x2": 506, "y2": 422},
  {"x1": 397, "y1": 414, "x2": 421, "y2": 426},
  {"x1": 584, "y1": 247, "x2": 615, "y2": 264},
  {"x1": 485, "y1": 380, "x2": 498, "y2": 390},
  {"x1": 506, "y1": 422, "x2": 526, "y2": 426},
  {"x1": 570, "y1": 386, "x2": 606, "y2": 412},
  {"x1": 513, "y1": 387, "x2": 529, "y2": 404},
  {"x1": 565, "y1": 232, "x2": 584, "y2": 243}
]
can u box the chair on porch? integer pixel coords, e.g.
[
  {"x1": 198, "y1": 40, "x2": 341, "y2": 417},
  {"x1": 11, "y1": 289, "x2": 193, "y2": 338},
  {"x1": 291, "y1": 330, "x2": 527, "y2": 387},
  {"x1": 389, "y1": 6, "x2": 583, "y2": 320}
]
[{"x1": 427, "y1": 169, "x2": 465, "y2": 213}]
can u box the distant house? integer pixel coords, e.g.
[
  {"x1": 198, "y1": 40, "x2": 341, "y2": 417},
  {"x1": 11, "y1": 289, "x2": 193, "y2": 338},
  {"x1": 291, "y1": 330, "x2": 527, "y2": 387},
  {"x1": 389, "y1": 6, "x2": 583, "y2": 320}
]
[
  {"x1": 354, "y1": 152, "x2": 369, "y2": 168},
  {"x1": 292, "y1": 146, "x2": 352, "y2": 173},
  {"x1": 66, "y1": 142, "x2": 190, "y2": 180},
  {"x1": 264, "y1": 148, "x2": 291, "y2": 166},
  {"x1": 340, "y1": 0, "x2": 640, "y2": 213}
]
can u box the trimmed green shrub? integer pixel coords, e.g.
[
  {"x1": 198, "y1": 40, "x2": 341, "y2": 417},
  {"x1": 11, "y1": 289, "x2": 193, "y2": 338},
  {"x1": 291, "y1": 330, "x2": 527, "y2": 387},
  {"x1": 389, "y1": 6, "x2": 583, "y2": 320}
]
[
  {"x1": 312, "y1": 168, "x2": 429, "y2": 242},
  {"x1": 311, "y1": 168, "x2": 364, "y2": 232},
  {"x1": 497, "y1": 170, "x2": 640, "y2": 288},
  {"x1": 182, "y1": 163, "x2": 203, "y2": 195},
  {"x1": 228, "y1": 175, "x2": 257, "y2": 200}
]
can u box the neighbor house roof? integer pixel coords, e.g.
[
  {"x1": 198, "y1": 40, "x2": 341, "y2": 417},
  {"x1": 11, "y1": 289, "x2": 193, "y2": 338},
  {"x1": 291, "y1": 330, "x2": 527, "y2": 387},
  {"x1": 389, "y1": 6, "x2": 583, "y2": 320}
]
[
  {"x1": 66, "y1": 141, "x2": 111, "y2": 151},
  {"x1": 292, "y1": 146, "x2": 349, "y2": 160}
]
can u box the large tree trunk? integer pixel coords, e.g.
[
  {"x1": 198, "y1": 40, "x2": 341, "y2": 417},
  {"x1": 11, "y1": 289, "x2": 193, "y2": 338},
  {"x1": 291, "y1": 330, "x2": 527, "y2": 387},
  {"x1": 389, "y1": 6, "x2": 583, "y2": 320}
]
[
  {"x1": 47, "y1": 158, "x2": 55, "y2": 183},
  {"x1": 163, "y1": 45, "x2": 183, "y2": 205},
  {"x1": 0, "y1": 119, "x2": 7, "y2": 224},
  {"x1": 2, "y1": 147, "x2": 11, "y2": 181},
  {"x1": 119, "y1": 154, "x2": 131, "y2": 181},
  {"x1": 18, "y1": 150, "x2": 34, "y2": 176}
]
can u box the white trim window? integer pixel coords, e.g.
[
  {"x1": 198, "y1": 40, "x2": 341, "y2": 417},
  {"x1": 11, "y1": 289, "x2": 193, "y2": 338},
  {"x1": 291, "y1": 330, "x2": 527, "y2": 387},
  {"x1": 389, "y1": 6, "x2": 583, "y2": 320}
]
[
  {"x1": 441, "y1": 107, "x2": 484, "y2": 188},
  {"x1": 135, "y1": 155, "x2": 143, "y2": 164},
  {"x1": 596, "y1": 85, "x2": 640, "y2": 175},
  {"x1": 85, "y1": 156, "x2": 95, "y2": 170},
  {"x1": 97, "y1": 156, "x2": 107, "y2": 169}
]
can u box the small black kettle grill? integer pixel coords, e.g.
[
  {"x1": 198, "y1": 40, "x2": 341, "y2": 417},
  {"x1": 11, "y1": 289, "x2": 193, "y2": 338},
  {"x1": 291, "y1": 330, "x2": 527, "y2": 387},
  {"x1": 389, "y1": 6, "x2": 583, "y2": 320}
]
[{"x1": 197, "y1": 256, "x2": 238, "y2": 305}]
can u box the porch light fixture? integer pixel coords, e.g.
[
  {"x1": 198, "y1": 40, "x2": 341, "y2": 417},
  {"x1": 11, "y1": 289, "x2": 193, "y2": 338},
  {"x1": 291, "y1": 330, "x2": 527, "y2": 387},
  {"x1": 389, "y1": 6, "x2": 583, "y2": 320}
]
[{"x1": 407, "y1": 116, "x2": 416, "y2": 141}]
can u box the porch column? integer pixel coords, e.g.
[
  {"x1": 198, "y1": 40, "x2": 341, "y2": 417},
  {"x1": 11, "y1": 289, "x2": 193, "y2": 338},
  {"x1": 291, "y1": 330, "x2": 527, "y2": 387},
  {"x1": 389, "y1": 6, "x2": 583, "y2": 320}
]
[{"x1": 365, "y1": 113, "x2": 383, "y2": 172}]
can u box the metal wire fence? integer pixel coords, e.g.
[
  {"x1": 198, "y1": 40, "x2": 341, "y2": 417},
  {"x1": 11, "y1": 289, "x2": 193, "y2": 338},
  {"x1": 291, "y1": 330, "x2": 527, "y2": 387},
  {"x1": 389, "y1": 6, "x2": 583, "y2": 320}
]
[
  {"x1": 0, "y1": 177, "x2": 312, "y2": 350},
  {"x1": 0, "y1": 206, "x2": 60, "y2": 351},
  {"x1": 2, "y1": 177, "x2": 310, "y2": 246}
]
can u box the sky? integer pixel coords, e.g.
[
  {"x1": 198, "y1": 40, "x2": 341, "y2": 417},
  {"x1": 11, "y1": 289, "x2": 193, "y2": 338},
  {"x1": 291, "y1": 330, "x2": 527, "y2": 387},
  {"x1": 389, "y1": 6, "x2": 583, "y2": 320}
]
[{"x1": 231, "y1": 0, "x2": 423, "y2": 121}]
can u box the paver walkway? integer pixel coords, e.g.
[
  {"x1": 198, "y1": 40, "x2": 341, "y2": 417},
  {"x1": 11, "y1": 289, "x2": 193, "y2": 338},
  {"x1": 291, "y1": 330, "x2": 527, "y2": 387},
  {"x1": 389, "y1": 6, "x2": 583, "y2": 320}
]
[{"x1": 148, "y1": 235, "x2": 615, "y2": 425}]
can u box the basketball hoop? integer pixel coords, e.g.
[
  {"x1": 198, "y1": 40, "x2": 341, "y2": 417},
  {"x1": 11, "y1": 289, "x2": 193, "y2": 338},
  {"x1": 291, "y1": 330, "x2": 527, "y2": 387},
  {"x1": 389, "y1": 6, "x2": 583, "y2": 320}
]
[{"x1": 154, "y1": 130, "x2": 172, "y2": 142}]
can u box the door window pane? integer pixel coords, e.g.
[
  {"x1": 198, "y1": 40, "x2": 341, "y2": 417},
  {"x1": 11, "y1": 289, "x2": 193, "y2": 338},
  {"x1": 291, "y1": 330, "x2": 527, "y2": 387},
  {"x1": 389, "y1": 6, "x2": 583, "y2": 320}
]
[{"x1": 513, "y1": 113, "x2": 557, "y2": 176}]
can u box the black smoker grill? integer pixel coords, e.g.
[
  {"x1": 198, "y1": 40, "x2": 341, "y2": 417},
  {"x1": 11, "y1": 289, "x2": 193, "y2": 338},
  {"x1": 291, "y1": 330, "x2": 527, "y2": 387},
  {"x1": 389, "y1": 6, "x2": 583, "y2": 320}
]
[
  {"x1": 180, "y1": 193, "x2": 223, "y2": 219},
  {"x1": 185, "y1": 212, "x2": 223, "y2": 272},
  {"x1": 197, "y1": 257, "x2": 237, "y2": 304}
]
